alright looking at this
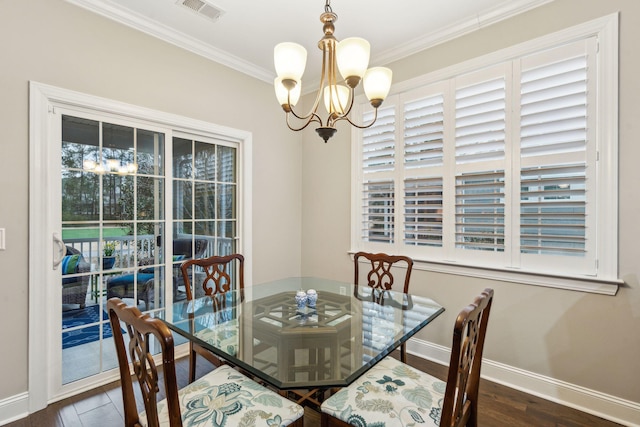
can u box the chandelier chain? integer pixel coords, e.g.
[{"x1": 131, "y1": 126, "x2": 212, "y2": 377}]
[{"x1": 324, "y1": 0, "x2": 332, "y2": 14}]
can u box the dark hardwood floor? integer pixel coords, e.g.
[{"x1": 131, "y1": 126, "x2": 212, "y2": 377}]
[{"x1": 6, "y1": 353, "x2": 623, "y2": 427}]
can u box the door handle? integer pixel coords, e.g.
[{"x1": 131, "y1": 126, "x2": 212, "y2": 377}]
[{"x1": 53, "y1": 232, "x2": 66, "y2": 269}]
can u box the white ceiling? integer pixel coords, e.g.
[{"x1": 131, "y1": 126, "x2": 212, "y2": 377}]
[{"x1": 66, "y1": 0, "x2": 552, "y2": 85}]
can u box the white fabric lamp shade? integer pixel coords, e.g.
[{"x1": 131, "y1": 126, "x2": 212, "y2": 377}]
[
  {"x1": 363, "y1": 67, "x2": 393, "y2": 101},
  {"x1": 274, "y1": 42, "x2": 307, "y2": 82},
  {"x1": 274, "y1": 77, "x2": 301, "y2": 106},
  {"x1": 323, "y1": 84, "x2": 350, "y2": 114},
  {"x1": 336, "y1": 37, "x2": 370, "y2": 80}
]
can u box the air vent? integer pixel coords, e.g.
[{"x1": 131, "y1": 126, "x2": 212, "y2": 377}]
[{"x1": 176, "y1": 0, "x2": 225, "y2": 22}]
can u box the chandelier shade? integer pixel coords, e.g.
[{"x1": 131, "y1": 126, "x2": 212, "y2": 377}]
[
  {"x1": 323, "y1": 84, "x2": 349, "y2": 114},
  {"x1": 273, "y1": 42, "x2": 307, "y2": 83},
  {"x1": 336, "y1": 37, "x2": 370, "y2": 81},
  {"x1": 275, "y1": 77, "x2": 301, "y2": 108},
  {"x1": 363, "y1": 67, "x2": 393, "y2": 105},
  {"x1": 273, "y1": 0, "x2": 392, "y2": 142}
]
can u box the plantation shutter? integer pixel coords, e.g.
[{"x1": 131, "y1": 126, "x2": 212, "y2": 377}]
[
  {"x1": 361, "y1": 180, "x2": 395, "y2": 243},
  {"x1": 455, "y1": 171, "x2": 505, "y2": 251},
  {"x1": 404, "y1": 177, "x2": 443, "y2": 247},
  {"x1": 362, "y1": 106, "x2": 396, "y2": 173},
  {"x1": 454, "y1": 68, "x2": 506, "y2": 252},
  {"x1": 404, "y1": 94, "x2": 444, "y2": 168},
  {"x1": 455, "y1": 75, "x2": 506, "y2": 164},
  {"x1": 361, "y1": 103, "x2": 397, "y2": 244},
  {"x1": 518, "y1": 39, "x2": 591, "y2": 258},
  {"x1": 353, "y1": 26, "x2": 613, "y2": 286}
]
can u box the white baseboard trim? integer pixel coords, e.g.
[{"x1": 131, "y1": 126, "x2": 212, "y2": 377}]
[
  {"x1": 407, "y1": 338, "x2": 640, "y2": 427},
  {"x1": 0, "y1": 392, "x2": 29, "y2": 426}
]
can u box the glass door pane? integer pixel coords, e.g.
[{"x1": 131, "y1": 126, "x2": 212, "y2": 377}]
[
  {"x1": 61, "y1": 115, "x2": 167, "y2": 384},
  {"x1": 172, "y1": 136, "x2": 238, "y2": 298}
]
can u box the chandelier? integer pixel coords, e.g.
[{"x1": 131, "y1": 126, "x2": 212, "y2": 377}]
[{"x1": 273, "y1": 0, "x2": 392, "y2": 143}]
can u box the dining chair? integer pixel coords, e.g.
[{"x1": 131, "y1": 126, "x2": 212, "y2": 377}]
[
  {"x1": 181, "y1": 253, "x2": 244, "y2": 383},
  {"x1": 353, "y1": 251, "x2": 414, "y2": 362},
  {"x1": 107, "y1": 297, "x2": 304, "y2": 427},
  {"x1": 321, "y1": 288, "x2": 494, "y2": 427}
]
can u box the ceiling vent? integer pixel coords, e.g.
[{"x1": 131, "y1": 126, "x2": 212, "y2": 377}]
[{"x1": 176, "y1": 0, "x2": 225, "y2": 22}]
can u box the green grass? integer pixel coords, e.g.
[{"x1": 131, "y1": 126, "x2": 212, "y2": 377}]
[{"x1": 62, "y1": 227, "x2": 130, "y2": 240}]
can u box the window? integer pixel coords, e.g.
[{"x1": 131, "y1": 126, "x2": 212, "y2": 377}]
[{"x1": 351, "y1": 15, "x2": 619, "y2": 293}]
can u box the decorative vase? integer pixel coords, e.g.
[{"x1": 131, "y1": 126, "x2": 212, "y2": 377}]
[
  {"x1": 102, "y1": 256, "x2": 116, "y2": 270},
  {"x1": 306, "y1": 289, "x2": 318, "y2": 308},
  {"x1": 295, "y1": 290, "x2": 307, "y2": 310}
]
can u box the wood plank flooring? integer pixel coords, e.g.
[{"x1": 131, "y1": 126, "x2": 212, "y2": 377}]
[{"x1": 5, "y1": 353, "x2": 623, "y2": 427}]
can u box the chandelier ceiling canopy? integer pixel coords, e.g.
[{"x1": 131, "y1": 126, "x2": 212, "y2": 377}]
[{"x1": 273, "y1": 0, "x2": 393, "y2": 142}]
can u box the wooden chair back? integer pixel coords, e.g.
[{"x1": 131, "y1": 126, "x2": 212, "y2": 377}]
[
  {"x1": 180, "y1": 253, "x2": 245, "y2": 382},
  {"x1": 441, "y1": 288, "x2": 494, "y2": 427},
  {"x1": 180, "y1": 253, "x2": 245, "y2": 301},
  {"x1": 353, "y1": 252, "x2": 414, "y2": 293},
  {"x1": 107, "y1": 297, "x2": 182, "y2": 427}
]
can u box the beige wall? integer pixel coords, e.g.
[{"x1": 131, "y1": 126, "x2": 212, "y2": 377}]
[
  {"x1": 0, "y1": 0, "x2": 302, "y2": 401},
  {"x1": 2, "y1": 0, "x2": 639, "y2": 420},
  {"x1": 301, "y1": 0, "x2": 640, "y2": 406}
]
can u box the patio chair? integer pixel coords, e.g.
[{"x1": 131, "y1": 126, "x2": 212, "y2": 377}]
[
  {"x1": 106, "y1": 238, "x2": 209, "y2": 310},
  {"x1": 106, "y1": 297, "x2": 304, "y2": 427},
  {"x1": 321, "y1": 288, "x2": 494, "y2": 427},
  {"x1": 61, "y1": 246, "x2": 90, "y2": 309}
]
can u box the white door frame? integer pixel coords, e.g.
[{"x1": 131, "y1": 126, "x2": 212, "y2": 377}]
[{"x1": 28, "y1": 81, "x2": 253, "y2": 411}]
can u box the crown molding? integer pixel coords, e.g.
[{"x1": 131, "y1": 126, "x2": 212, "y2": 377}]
[
  {"x1": 66, "y1": 0, "x2": 554, "y2": 86},
  {"x1": 64, "y1": 0, "x2": 274, "y2": 83},
  {"x1": 372, "y1": 0, "x2": 555, "y2": 66}
]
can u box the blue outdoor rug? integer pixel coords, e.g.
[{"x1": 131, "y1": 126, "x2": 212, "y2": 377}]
[{"x1": 62, "y1": 305, "x2": 114, "y2": 349}]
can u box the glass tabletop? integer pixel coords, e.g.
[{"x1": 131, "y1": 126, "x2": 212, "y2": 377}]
[{"x1": 158, "y1": 276, "x2": 444, "y2": 390}]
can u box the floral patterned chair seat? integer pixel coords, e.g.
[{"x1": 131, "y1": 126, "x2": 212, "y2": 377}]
[
  {"x1": 140, "y1": 364, "x2": 304, "y2": 427},
  {"x1": 321, "y1": 356, "x2": 446, "y2": 427}
]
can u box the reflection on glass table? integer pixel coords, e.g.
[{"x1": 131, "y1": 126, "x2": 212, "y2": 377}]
[{"x1": 157, "y1": 277, "x2": 444, "y2": 391}]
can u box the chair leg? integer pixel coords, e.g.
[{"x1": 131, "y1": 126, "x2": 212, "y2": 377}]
[
  {"x1": 321, "y1": 412, "x2": 351, "y2": 427},
  {"x1": 188, "y1": 346, "x2": 197, "y2": 383}
]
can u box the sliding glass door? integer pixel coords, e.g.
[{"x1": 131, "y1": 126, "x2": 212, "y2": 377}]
[
  {"x1": 57, "y1": 113, "x2": 241, "y2": 387},
  {"x1": 60, "y1": 114, "x2": 169, "y2": 384}
]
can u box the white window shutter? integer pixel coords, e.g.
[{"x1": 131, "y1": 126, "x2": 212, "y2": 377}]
[
  {"x1": 351, "y1": 17, "x2": 618, "y2": 289},
  {"x1": 404, "y1": 177, "x2": 443, "y2": 247},
  {"x1": 404, "y1": 94, "x2": 445, "y2": 168},
  {"x1": 362, "y1": 106, "x2": 396, "y2": 173},
  {"x1": 518, "y1": 39, "x2": 591, "y2": 260},
  {"x1": 455, "y1": 171, "x2": 505, "y2": 252},
  {"x1": 454, "y1": 67, "x2": 507, "y2": 254},
  {"x1": 455, "y1": 75, "x2": 506, "y2": 164},
  {"x1": 361, "y1": 180, "x2": 395, "y2": 244},
  {"x1": 520, "y1": 164, "x2": 586, "y2": 255}
]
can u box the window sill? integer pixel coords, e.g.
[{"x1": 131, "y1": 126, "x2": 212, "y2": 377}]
[{"x1": 411, "y1": 259, "x2": 621, "y2": 295}]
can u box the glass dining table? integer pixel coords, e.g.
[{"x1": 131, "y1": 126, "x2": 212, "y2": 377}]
[{"x1": 157, "y1": 276, "x2": 444, "y2": 394}]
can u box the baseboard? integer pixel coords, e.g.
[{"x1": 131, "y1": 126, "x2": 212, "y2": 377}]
[
  {"x1": 407, "y1": 338, "x2": 640, "y2": 427},
  {"x1": 0, "y1": 392, "x2": 29, "y2": 426}
]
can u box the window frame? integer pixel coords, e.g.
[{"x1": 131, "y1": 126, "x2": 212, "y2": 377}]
[{"x1": 350, "y1": 13, "x2": 620, "y2": 295}]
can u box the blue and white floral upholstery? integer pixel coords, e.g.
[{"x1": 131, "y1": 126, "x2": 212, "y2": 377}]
[
  {"x1": 140, "y1": 364, "x2": 304, "y2": 427},
  {"x1": 321, "y1": 356, "x2": 446, "y2": 427}
]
